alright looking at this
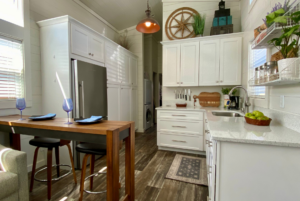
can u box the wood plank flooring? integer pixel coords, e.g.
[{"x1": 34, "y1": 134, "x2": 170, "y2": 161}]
[{"x1": 28, "y1": 127, "x2": 208, "y2": 201}]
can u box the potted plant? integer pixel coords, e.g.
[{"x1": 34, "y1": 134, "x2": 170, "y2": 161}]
[
  {"x1": 221, "y1": 87, "x2": 237, "y2": 108},
  {"x1": 192, "y1": 13, "x2": 206, "y2": 37},
  {"x1": 267, "y1": 8, "x2": 300, "y2": 72}
]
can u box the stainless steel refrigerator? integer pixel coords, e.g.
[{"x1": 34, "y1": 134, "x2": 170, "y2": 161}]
[{"x1": 71, "y1": 59, "x2": 107, "y2": 169}]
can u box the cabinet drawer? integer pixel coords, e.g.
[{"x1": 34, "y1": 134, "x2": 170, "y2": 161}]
[
  {"x1": 158, "y1": 111, "x2": 203, "y2": 121},
  {"x1": 158, "y1": 132, "x2": 203, "y2": 151},
  {"x1": 158, "y1": 120, "x2": 203, "y2": 135}
]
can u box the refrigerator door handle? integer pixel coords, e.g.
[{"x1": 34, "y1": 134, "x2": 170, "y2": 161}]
[
  {"x1": 80, "y1": 81, "x2": 85, "y2": 118},
  {"x1": 73, "y1": 60, "x2": 80, "y2": 119}
]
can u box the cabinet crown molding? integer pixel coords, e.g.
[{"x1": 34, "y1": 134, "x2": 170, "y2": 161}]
[{"x1": 161, "y1": 32, "x2": 244, "y2": 45}]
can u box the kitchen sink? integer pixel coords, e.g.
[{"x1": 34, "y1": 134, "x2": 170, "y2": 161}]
[{"x1": 212, "y1": 111, "x2": 244, "y2": 117}]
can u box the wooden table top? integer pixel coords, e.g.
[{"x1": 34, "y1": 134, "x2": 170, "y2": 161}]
[{"x1": 0, "y1": 115, "x2": 132, "y2": 135}]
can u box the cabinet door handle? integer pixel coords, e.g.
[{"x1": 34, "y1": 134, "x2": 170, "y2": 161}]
[
  {"x1": 181, "y1": 82, "x2": 183, "y2": 84},
  {"x1": 172, "y1": 126, "x2": 186, "y2": 128},
  {"x1": 220, "y1": 80, "x2": 223, "y2": 83},
  {"x1": 177, "y1": 82, "x2": 180, "y2": 84},
  {"x1": 92, "y1": 53, "x2": 94, "y2": 56},
  {"x1": 206, "y1": 140, "x2": 213, "y2": 147},
  {"x1": 172, "y1": 115, "x2": 186, "y2": 117},
  {"x1": 216, "y1": 81, "x2": 219, "y2": 83},
  {"x1": 89, "y1": 53, "x2": 92, "y2": 55},
  {"x1": 205, "y1": 130, "x2": 210, "y2": 134},
  {"x1": 205, "y1": 119, "x2": 208, "y2": 123},
  {"x1": 172, "y1": 140, "x2": 186, "y2": 143}
]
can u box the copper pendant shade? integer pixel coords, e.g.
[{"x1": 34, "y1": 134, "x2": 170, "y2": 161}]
[{"x1": 136, "y1": 0, "x2": 160, "y2": 33}]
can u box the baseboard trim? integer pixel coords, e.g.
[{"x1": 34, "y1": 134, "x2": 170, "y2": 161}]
[
  {"x1": 158, "y1": 146, "x2": 206, "y2": 155},
  {"x1": 27, "y1": 159, "x2": 45, "y2": 172}
]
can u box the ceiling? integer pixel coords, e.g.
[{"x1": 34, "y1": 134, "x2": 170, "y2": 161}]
[{"x1": 79, "y1": 0, "x2": 163, "y2": 33}]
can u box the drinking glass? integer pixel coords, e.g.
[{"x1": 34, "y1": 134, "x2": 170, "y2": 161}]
[
  {"x1": 62, "y1": 98, "x2": 73, "y2": 124},
  {"x1": 16, "y1": 98, "x2": 26, "y2": 120}
]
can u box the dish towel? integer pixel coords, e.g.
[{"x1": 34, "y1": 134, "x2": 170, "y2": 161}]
[
  {"x1": 29, "y1": 113, "x2": 56, "y2": 120},
  {"x1": 75, "y1": 116, "x2": 103, "y2": 123}
]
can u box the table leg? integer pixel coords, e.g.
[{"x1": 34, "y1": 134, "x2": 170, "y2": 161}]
[
  {"x1": 106, "y1": 129, "x2": 120, "y2": 201},
  {"x1": 125, "y1": 122, "x2": 135, "y2": 201},
  {"x1": 9, "y1": 133, "x2": 21, "y2": 151}
]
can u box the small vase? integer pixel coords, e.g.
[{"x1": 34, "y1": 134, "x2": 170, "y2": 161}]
[
  {"x1": 196, "y1": 34, "x2": 203, "y2": 37},
  {"x1": 278, "y1": 58, "x2": 298, "y2": 78}
]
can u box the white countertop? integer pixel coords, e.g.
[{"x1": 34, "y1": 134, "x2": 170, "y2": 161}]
[{"x1": 156, "y1": 106, "x2": 300, "y2": 148}]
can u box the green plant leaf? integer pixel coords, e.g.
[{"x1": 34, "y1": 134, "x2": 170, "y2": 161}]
[
  {"x1": 266, "y1": 8, "x2": 286, "y2": 24},
  {"x1": 283, "y1": 25, "x2": 300, "y2": 37},
  {"x1": 291, "y1": 11, "x2": 300, "y2": 23},
  {"x1": 273, "y1": 16, "x2": 290, "y2": 24}
]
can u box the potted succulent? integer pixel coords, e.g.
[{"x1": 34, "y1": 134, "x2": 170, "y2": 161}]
[
  {"x1": 192, "y1": 13, "x2": 206, "y2": 37},
  {"x1": 267, "y1": 8, "x2": 300, "y2": 72}
]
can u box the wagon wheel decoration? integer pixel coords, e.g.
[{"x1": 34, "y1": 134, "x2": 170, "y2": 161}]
[{"x1": 165, "y1": 7, "x2": 199, "y2": 40}]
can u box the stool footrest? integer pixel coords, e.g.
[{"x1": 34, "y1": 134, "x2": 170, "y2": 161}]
[{"x1": 34, "y1": 164, "x2": 72, "y2": 182}]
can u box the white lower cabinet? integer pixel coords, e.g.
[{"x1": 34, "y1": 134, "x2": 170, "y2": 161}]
[
  {"x1": 131, "y1": 87, "x2": 138, "y2": 130},
  {"x1": 107, "y1": 84, "x2": 120, "y2": 121},
  {"x1": 120, "y1": 86, "x2": 131, "y2": 121},
  {"x1": 156, "y1": 109, "x2": 204, "y2": 153}
]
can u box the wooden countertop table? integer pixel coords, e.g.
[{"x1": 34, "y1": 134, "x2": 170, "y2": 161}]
[{"x1": 0, "y1": 115, "x2": 135, "y2": 201}]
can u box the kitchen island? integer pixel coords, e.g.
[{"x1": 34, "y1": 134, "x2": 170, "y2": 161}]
[
  {"x1": 156, "y1": 106, "x2": 300, "y2": 201},
  {"x1": 0, "y1": 115, "x2": 135, "y2": 201}
]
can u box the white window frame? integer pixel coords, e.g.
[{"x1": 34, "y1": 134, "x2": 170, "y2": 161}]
[
  {"x1": 248, "y1": 0, "x2": 258, "y2": 13},
  {"x1": 0, "y1": 0, "x2": 31, "y2": 109},
  {"x1": 247, "y1": 43, "x2": 270, "y2": 109}
]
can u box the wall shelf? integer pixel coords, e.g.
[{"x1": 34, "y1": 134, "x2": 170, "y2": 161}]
[
  {"x1": 251, "y1": 1, "x2": 300, "y2": 50},
  {"x1": 249, "y1": 58, "x2": 300, "y2": 86}
]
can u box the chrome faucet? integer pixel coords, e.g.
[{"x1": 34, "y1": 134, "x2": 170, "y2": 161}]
[{"x1": 229, "y1": 86, "x2": 251, "y2": 114}]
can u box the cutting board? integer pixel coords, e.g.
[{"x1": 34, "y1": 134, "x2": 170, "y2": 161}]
[{"x1": 193, "y1": 92, "x2": 221, "y2": 107}]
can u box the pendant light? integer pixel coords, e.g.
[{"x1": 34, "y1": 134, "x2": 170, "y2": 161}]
[{"x1": 136, "y1": 0, "x2": 160, "y2": 33}]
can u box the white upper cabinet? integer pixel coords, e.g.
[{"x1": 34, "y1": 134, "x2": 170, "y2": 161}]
[
  {"x1": 89, "y1": 33, "x2": 104, "y2": 63},
  {"x1": 71, "y1": 23, "x2": 90, "y2": 58},
  {"x1": 220, "y1": 37, "x2": 242, "y2": 85},
  {"x1": 180, "y1": 42, "x2": 199, "y2": 86},
  {"x1": 199, "y1": 40, "x2": 220, "y2": 86},
  {"x1": 163, "y1": 44, "x2": 181, "y2": 86},
  {"x1": 105, "y1": 42, "x2": 120, "y2": 84},
  {"x1": 119, "y1": 50, "x2": 131, "y2": 85},
  {"x1": 162, "y1": 34, "x2": 242, "y2": 87},
  {"x1": 130, "y1": 57, "x2": 138, "y2": 86},
  {"x1": 71, "y1": 23, "x2": 104, "y2": 63}
]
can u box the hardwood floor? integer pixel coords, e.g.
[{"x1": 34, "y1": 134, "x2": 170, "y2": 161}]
[{"x1": 28, "y1": 127, "x2": 208, "y2": 201}]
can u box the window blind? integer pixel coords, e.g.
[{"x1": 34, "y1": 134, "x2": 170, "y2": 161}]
[
  {"x1": 0, "y1": 36, "x2": 24, "y2": 100},
  {"x1": 249, "y1": 48, "x2": 267, "y2": 98}
]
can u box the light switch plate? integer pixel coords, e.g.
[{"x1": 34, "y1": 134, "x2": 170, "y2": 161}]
[{"x1": 280, "y1": 95, "x2": 285, "y2": 108}]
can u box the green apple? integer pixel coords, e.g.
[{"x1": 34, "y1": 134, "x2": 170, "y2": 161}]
[
  {"x1": 255, "y1": 112, "x2": 264, "y2": 118},
  {"x1": 245, "y1": 113, "x2": 253, "y2": 118},
  {"x1": 252, "y1": 110, "x2": 260, "y2": 116},
  {"x1": 249, "y1": 115, "x2": 257, "y2": 120},
  {"x1": 257, "y1": 116, "x2": 269, "y2": 121}
]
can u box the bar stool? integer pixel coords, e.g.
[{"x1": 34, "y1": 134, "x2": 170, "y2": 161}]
[{"x1": 29, "y1": 138, "x2": 77, "y2": 200}]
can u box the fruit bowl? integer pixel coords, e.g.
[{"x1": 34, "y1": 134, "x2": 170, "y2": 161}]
[{"x1": 244, "y1": 116, "x2": 272, "y2": 126}]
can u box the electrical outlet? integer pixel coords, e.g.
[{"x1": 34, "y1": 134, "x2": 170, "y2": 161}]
[{"x1": 280, "y1": 95, "x2": 285, "y2": 108}]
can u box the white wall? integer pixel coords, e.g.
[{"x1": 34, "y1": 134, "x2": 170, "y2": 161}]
[
  {"x1": 120, "y1": 26, "x2": 144, "y2": 132},
  {"x1": 241, "y1": 0, "x2": 300, "y2": 116},
  {"x1": 163, "y1": 0, "x2": 241, "y2": 41}
]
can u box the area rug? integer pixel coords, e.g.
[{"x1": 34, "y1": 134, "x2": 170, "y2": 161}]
[{"x1": 166, "y1": 154, "x2": 208, "y2": 186}]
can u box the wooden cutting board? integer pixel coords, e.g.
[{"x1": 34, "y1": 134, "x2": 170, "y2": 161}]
[{"x1": 193, "y1": 92, "x2": 221, "y2": 107}]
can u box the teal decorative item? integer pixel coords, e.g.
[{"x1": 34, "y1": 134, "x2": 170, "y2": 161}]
[
  {"x1": 219, "y1": 17, "x2": 227, "y2": 26},
  {"x1": 228, "y1": 16, "x2": 232, "y2": 24},
  {"x1": 213, "y1": 18, "x2": 218, "y2": 27}
]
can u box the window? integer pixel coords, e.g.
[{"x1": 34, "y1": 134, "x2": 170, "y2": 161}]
[
  {"x1": 249, "y1": 48, "x2": 267, "y2": 98},
  {"x1": 0, "y1": 0, "x2": 24, "y2": 27},
  {"x1": 249, "y1": 0, "x2": 253, "y2": 4},
  {"x1": 0, "y1": 36, "x2": 24, "y2": 100}
]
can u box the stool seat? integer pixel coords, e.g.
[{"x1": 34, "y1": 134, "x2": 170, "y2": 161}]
[
  {"x1": 29, "y1": 138, "x2": 60, "y2": 148},
  {"x1": 76, "y1": 143, "x2": 106, "y2": 155}
]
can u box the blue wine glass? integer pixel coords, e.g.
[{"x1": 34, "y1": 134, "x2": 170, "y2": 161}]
[
  {"x1": 16, "y1": 98, "x2": 26, "y2": 120},
  {"x1": 63, "y1": 98, "x2": 73, "y2": 124}
]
